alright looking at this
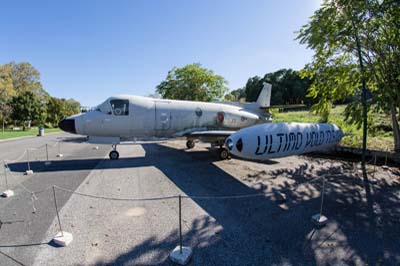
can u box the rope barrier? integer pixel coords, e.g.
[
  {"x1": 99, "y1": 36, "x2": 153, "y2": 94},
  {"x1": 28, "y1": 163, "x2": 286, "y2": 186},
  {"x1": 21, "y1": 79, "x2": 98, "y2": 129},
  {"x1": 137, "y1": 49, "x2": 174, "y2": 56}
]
[
  {"x1": 53, "y1": 185, "x2": 179, "y2": 202},
  {"x1": 51, "y1": 174, "x2": 335, "y2": 202}
]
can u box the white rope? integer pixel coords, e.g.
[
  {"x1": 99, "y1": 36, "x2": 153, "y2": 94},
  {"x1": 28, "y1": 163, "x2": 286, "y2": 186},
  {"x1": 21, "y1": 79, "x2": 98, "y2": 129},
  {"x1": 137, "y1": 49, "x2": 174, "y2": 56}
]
[
  {"x1": 4, "y1": 150, "x2": 28, "y2": 164},
  {"x1": 54, "y1": 185, "x2": 178, "y2": 201}
]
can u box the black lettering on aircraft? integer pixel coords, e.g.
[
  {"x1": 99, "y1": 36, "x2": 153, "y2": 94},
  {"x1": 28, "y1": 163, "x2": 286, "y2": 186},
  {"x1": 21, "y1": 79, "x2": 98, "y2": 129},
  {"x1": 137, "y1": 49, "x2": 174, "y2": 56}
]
[
  {"x1": 313, "y1": 131, "x2": 319, "y2": 146},
  {"x1": 295, "y1": 132, "x2": 302, "y2": 150},
  {"x1": 277, "y1": 133, "x2": 284, "y2": 153},
  {"x1": 262, "y1": 135, "x2": 269, "y2": 154},
  {"x1": 326, "y1": 130, "x2": 331, "y2": 143},
  {"x1": 255, "y1": 136, "x2": 262, "y2": 155},
  {"x1": 289, "y1": 132, "x2": 296, "y2": 151},
  {"x1": 319, "y1": 131, "x2": 324, "y2": 145},
  {"x1": 283, "y1": 133, "x2": 288, "y2": 152},
  {"x1": 255, "y1": 135, "x2": 269, "y2": 155},
  {"x1": 305, "y1": 132, "x2": 312, "y2": 148},
  {"x1": 268, "y1": 135, "x2": 275, "y2": 154}
]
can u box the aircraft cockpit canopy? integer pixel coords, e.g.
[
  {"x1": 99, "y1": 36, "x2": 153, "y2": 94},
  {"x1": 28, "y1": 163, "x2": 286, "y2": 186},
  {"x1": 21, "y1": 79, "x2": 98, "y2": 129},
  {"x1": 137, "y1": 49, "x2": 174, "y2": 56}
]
[{"x1": 94, "y1": 97, "x2": 130, "y2": 116}]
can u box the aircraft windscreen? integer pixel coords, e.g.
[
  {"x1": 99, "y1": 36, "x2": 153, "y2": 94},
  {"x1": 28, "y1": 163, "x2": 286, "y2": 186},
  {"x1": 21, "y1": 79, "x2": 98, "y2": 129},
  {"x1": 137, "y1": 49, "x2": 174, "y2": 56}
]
[
  {"x1": 110, "y1": 99, "x2": 129, "y2": 116},
  {"x1": 94, "y1": 100, "x2": 112, "y2": 114}
]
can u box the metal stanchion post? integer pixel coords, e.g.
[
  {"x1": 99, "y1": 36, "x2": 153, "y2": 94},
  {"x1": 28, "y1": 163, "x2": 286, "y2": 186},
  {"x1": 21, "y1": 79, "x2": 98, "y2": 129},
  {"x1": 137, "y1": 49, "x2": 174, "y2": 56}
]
[
  {"x1": 311, "y1": 177, "x2": 328, "y2": 226},
  {"x1": 27, "y1": 150, "x2": 30, "y2": 171},
  {"x1": 2, "y1": 161, "x2": 14, "y2": 197},
  {"x1": 383, "y1": 150, "x2": 389, "y2": 170},
  {"x1": 45, "y1": 144, "x2": 51, "y2": 166},
  {"x1": 53, "y1": 186, "x2": 63, "y2": 236},
  {"x1": 25, "y1": 149, "x2": 33, "y2": 175},
  {"x1": 56, "y1": 141, "x2": 63, "y2": 157},
  {"x1": 4, "y1": 162, "x2": 9, "y2": 191},
  {"x1": 179, "y1": 194, "x2": 183, "y2": 254},
  {"x1": 373, "y1": 154, "x2": 377, "y2": 179},
  {"x1": 169, "y1": 195, "x2": 192, "y2": 265},
  {"x1": 52, "y1": 186, "x2": 73, "y2": 246}
]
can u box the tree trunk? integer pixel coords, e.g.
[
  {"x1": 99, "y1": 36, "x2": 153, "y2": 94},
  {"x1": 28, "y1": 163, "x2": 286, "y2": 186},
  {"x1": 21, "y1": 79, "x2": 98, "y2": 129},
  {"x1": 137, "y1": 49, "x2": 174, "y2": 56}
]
[{"x1": 390, "y1": 103, "x2": 400, "y2": 152}]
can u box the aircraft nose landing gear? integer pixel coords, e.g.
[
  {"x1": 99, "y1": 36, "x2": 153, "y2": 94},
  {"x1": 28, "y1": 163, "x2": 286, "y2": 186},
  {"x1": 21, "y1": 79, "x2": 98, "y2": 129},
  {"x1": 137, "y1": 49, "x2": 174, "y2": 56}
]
[
  {"x1": 109, "y1": 144, "x2": 120, "y2": 160},
  {"x1": 186, "y1": 139, "x2": 195, "y2": 149}
]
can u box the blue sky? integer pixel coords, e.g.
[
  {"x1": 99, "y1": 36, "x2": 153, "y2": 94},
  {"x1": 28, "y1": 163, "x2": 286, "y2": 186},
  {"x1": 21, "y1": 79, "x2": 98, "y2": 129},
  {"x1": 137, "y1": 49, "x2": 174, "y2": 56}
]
[{"x1": 0, "y1": 0, "x2": 321, "y2": 106}]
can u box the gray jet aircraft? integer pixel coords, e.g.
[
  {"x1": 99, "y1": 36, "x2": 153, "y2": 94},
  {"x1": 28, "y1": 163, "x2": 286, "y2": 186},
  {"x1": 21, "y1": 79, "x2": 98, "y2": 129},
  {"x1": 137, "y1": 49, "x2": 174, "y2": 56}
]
[{"x1": 59, "y1": 83, "x2": 272, "y2": 160}]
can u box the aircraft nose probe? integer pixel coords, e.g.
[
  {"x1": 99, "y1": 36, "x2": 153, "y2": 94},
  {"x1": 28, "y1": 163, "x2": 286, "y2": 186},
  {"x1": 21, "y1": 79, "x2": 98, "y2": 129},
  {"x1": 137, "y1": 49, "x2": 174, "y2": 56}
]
[{"x1": 58, "y1": 118, "x2": 76, "y2": 134}]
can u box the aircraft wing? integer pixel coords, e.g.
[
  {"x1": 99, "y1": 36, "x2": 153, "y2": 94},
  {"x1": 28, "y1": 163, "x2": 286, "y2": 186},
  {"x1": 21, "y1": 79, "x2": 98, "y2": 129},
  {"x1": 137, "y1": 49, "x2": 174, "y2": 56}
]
[{"x1": 187, "y1": 130, "x2": 236, "y2": 138}]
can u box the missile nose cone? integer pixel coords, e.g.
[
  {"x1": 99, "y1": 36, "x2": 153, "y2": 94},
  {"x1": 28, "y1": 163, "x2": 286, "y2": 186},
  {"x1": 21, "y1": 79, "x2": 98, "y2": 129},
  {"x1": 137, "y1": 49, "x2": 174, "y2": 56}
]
[
  {"x1": 236, "y1": 138, "x2": 243, "y2": 152},
  {"x1": 226, "y1": 138, "x2": 234, "y2": 151},
  {"x1": 58, "y1": 118, "x2": 76, "y2": 134}
]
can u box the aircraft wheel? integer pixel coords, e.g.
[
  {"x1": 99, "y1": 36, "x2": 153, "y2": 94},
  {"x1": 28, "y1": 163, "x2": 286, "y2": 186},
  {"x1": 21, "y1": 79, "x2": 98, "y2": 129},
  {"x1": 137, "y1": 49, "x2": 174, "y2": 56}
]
[
  {"x1": 109, "y1": 150, "x2": 120, "y2": 160},
  {"x1": 219, "y1": 148, "x2": 230, "y2": 160},
  {"x1": 186, "y1": 140, "x2": 195, "y2": 149}
]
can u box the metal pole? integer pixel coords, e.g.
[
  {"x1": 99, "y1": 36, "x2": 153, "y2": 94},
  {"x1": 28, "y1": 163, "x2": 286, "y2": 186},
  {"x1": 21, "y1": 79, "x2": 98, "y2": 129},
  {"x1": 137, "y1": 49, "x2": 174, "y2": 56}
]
[
  {"x1": 353, "y1": 25, "x2": 368, "y2": 168},
  {"x1": 58, "y1": 141, "x2": 61, "y2": 155},
  {"x1": 46, "y1": 144, "x2": 49, "y2": 162},
  {"x1": 52, "y1": 186, "x2": 64, "y2": 236},
  {"x1": 27, "y1": 150, "x2": 31, "y2": 171},
  {"x1": 179, "y1": 194, "x2": 182, "y2": 254},
  {"x1": 384, "y1": 151, "x2": 388, "y2": 166},
  {"x1": 3, "y1": 161, "x2": 8, "y2": 190},
  {"x1": 319, "y1": 178, "x2": 326, "y2": 216}
]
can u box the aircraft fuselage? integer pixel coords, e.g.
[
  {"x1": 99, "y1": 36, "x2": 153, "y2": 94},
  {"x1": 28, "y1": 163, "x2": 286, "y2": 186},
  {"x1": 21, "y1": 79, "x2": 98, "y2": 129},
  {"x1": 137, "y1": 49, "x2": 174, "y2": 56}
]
[{"x1": 60, "y1": 95, "x2": 262, "y2": 139}]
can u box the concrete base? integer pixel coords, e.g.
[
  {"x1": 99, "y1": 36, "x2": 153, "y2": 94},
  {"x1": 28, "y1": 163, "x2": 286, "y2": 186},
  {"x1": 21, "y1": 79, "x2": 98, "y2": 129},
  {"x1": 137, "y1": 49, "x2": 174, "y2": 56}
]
[
  {"x1": 44, "y1": 161, "x2": 52, "y2": 166},
  {"x1": 53, "y1": 231, "x2": 73, "y2": 247},
  {"x1": 2, "y1": 190, "x2": 14, "y2": 197},
  {"x1": 25, "y1": 170, "x2": 34, "y2": 175},
  {"x1": 311, "y1": 214, "x2": 328, "y2": 226},
  {"x1": 275, "y1": 191, "x2": 287, "y2": 203},
  {"x1": 382, "y1": 165, "x2": 389, "y2": 170},
  {"x1": 169, "y1": 246, "x2": 193, "y2": 265},
  {"x1": 56, "y1": 154, "x2": 63, "y2": 158},
  {"x1": 93, "y1": 146, "x2": 99, "y2": 150}
]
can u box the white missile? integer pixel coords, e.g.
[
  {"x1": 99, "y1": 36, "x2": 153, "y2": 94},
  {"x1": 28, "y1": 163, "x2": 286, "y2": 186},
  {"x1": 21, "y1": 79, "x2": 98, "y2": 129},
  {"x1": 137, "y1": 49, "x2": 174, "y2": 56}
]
[{"x1": 226, "y1": 122, "x2": 344, "y2": 161}]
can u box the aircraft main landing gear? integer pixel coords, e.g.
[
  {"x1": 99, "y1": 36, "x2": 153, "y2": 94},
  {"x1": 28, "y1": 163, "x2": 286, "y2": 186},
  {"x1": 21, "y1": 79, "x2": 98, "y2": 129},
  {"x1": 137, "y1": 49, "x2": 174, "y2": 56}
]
[
  {"x1": 109, "y1": 144, "x2": 119, "y2": 160},
  {"x1": 219, "y1": 147, "x2": 230, "y2": 160},
  {"x1": 186, "y1": 139, "x2": 195, "y2": 149}
]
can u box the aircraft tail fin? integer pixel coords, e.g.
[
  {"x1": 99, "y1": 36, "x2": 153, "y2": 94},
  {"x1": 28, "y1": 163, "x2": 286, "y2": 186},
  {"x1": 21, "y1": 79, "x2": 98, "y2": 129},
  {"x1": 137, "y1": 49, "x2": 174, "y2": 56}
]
[{"x1": 256, "y1": 82, "x2": 272, "y2": 108}]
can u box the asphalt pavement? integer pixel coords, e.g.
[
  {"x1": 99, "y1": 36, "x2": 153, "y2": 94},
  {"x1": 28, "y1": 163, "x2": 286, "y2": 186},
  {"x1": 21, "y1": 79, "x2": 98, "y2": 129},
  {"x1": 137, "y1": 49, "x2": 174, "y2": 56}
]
[
  {"x1": 0, "y1": 135, "x2": 398, "y2": 266},
  {"x1": 0, "y1": 133, "x2": 109, "y2": 266}
]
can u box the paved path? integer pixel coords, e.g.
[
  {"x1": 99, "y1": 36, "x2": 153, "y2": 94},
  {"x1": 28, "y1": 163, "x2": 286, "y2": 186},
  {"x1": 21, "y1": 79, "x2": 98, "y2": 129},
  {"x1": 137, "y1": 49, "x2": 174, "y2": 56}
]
[
  {"x1": 0, "y1": 133, "x2": 109, "y2": 266},
  {"x1": 0, "y1": 136, "x2": 398, "y2": 265}
]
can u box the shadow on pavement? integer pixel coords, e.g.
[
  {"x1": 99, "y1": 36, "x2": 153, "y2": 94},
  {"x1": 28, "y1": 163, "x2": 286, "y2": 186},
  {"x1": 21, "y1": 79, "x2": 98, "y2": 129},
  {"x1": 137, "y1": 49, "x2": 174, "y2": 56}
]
[{"x1": 8, "y1": 143, "x2": 400, "y2": 265}]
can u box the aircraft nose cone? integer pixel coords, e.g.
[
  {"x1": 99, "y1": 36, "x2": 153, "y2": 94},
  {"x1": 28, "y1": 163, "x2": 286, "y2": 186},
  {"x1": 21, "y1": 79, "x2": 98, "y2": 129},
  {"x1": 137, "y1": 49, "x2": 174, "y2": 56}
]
[
  {"x1": 226, "y1": 138, "x2": 234, "y2": 151},
  {"x1": 58, "y1": 118, "x2": 76, "y2": 134}
]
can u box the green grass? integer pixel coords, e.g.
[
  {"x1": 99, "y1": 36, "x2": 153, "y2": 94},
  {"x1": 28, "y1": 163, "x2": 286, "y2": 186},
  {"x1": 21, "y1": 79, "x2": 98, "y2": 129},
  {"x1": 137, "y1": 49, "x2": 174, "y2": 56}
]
[
  {"x1": 272, "y1": 105, "x2": 394, "y2": 151},
  {"x1": 0, "y1": 128, "x2": 61, "y2": 140}
]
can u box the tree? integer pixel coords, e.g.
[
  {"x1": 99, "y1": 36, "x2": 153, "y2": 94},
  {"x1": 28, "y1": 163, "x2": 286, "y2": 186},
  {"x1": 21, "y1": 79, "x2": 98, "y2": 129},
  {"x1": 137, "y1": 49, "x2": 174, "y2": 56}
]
[
  {"x1": 156, "y1": 63, "x2": 228, "y2": 101},
  {"x1": 224, "y1": 88, "x2": 246, "y2": 101},
  {"x1": 46, "y1": 98, "x2": 81, "y2": 127},
  {"x1": 297, "y1": 0, "x2": 400, "y2": 151},
  {"x1": 244, "y1": 76, "x2": 263, "y2": 102},
  {"x1": 46, "y1": 97, "x2": 66, "y2": 127},
  {"x1": 2, "y1": 62, "x2": 48, "y2": 99},
  {"x1": 243, "y1": 69, "x2": 312, "y2": 105},
  {"x1": 10, "y1": 91, "x2": 44, "y2": 129},
  {"x1": 64, "y1": 99, "x2": 81, "y2": 116},
  {"x1": 0, "y1": 89, "x2": 12, "y2": 132},
  {"x1": 0, "y1": 65, "x2": 15, "y2": 131}
]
